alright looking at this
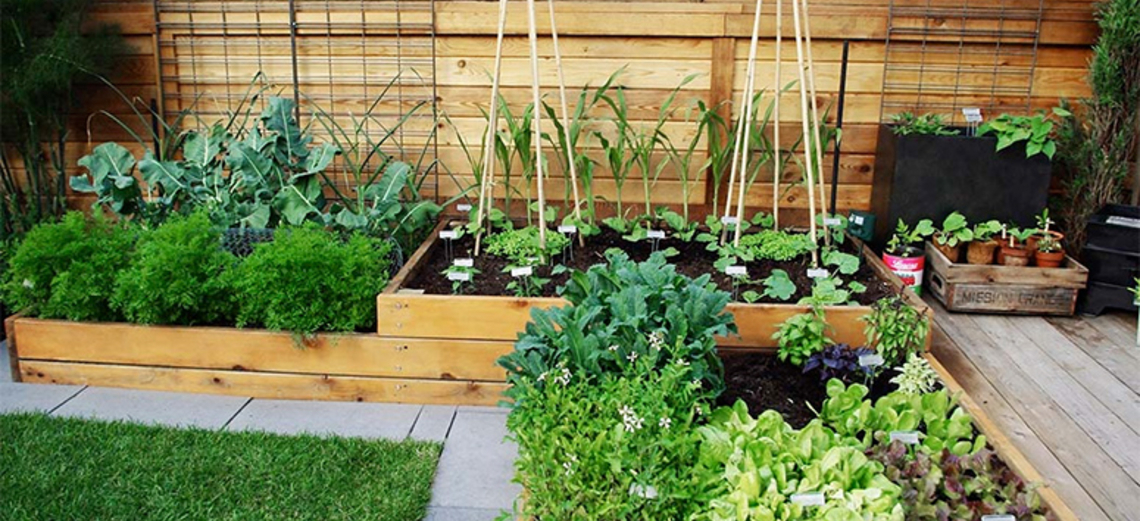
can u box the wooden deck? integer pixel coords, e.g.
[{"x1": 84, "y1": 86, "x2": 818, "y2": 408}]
[{"x1": 929, "y1": 296, "x2": 1140, "y2": 521}]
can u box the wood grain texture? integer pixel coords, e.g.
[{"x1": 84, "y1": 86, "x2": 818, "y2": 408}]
[{"x1": 18, "y1": 360, "x2": 507, "y2": 406}]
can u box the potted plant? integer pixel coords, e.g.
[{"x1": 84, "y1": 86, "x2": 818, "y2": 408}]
[
  {"x1": 931, "y1": 212, "x2": 971, "y2": 263},
  {"x1": 966, "y1": 220, "x2": 1003, "y2": 265},
  {"x1": 882, "y1": 218, "x2": 934, "y2": 292},
  {"x1": 1026, "y1": 209, "x2": 1064, "y2": 253},
  {"x1": 1035, "y1": 234, "x2": 1065, "y2": 268},
  {"x1": 1000, "y1": 228, "x2": 1035, "y2": 267}
]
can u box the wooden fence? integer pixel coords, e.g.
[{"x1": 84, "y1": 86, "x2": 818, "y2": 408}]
[{"x1": 36, "y1": 0, "x2": 1098, "y2": 221}]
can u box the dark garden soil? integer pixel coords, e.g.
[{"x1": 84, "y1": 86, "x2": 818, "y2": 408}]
[
  {"x1": 405, "y1": 227, "x2": 898, "y2": 304},
  {"x1": 718, "y1": 352, "x2": 901, "y2": 429}
]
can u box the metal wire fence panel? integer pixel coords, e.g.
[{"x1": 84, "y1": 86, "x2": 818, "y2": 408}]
[
  {"x1": 880, "y1": 0, "x2": 1045, "y2": 125},
  {"x1": 155, "y1": 0, "x2": 439, "y2": 200}
]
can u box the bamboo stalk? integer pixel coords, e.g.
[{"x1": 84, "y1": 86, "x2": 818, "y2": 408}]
[
  {"x1": 526, "y1": 0, "x2": 547, "y2": 248},
  {"x1": 772, "y1": 0, "x2": 782, "y2": 229},
  {"x1": 547, "y1": 0, "x2": 583, "y2": 246},
  {"x1": 723, "y1": 0, "x2": 764, "y2": 246},
  {"x1": 800, "y1": 0, "x2": 830, "y2": 246},
  {"x1": 473, "y1": 0, "x2": 510, "y2": 256},
  {"x1": 791, "y1": 0, "x2": 819, "y2": 266},
  {"x1": 732, "y1": 0, "x2": 764, "y2": 247}
]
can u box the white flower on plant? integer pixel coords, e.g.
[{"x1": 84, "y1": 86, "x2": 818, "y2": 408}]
[
  {"x1": 658, "y1": 417, "x2": 672, "y2": 429},
  {"x1": 618, "y1": 405, "x2": 644, "y2": 433},
  {"x1": 694, "y1": 404, "x2": 703, "y2": 416},
  {"x1": 537, "y1": 371, "x2": 548, "y2": 382},
  {"x1": 608, "y1": 344, "x2": 619, "y2": 352},
  {"x1": 675, "y1": 358, "x2": 690, "y2": 367},
  {"x1": 563, "y1": 461, "x2": 574, "y2": 476},
  {"x1": 691, "y1": 378, "x2": 702, "y2": 389},
  {"x1": 626, "y1": 351, "x2": 639, "y2": 363},
  {"x1": 554, "y1": 367, "x2": 572, "y2": 386},
  {"x1": 22, "y1": 279, "x2": 33, "y2": 289},
  {"x1": 648, "y1": 331, "x2": 665, "y2": 351}
]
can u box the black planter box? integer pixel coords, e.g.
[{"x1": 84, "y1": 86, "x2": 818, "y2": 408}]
[
  {"x1": 870, "y1": 125, "x2": 1053, "y2": 246},
  {"x1": 1079, "y1": 204, "x2": 1140, "y2": 315}
]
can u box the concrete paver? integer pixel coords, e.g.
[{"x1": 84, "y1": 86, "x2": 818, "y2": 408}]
[
  {"x1": 0, "y1": 382, "x2": 83, "y2": 414},
  {"x1": 410, "y1": 405, "x2": 457, "y2": 442},
  {"x1": 424, "y1": 506, "x2": 509, "y2": 521},
  {"x1": 428, "y1": 408, "x2": 521, "y2": 511},
  {"x1": 226, "y1": 399, "x2": 422, "y2": 440},
  {"x1": 51, "y1": 387, "x2": 248, "y2": 429}
]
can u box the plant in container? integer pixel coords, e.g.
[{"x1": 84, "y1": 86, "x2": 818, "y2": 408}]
[
  {"x1": 931, "y1": 212, "x2": 972, "y2": 263},
  {"x1": 1035, "y1": 235, "x2": 1065, "y2": 268},
  {"x1": 1000, "y1": 228, "x2": 1035, "y2": 267},
  {"x1": 966, "y1": 220, "x2": 1002, "y2": 265},
  {"x1": 883, "y1": 218, "x2": 934, "y2": 292},
  {"x1": 1027, "y1": 208, "x2": 1065, "y2": 253}
]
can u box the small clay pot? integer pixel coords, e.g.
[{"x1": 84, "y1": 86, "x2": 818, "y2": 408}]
[
  {"x1": 932, "y1": 235, "x2": 961, "y2": 263},
  {"x1": 1034, "y1": 249, "x2": 1065, "y2": 268},
  {"x1": 1025, "y1": 230, "x2": 1064, "y2": 253},
  {"x1": 1000, "y1": 245, "x2": 1031, "y2": 267},
  {"x1": 966, "y1": 239, "x2": 999, "y2": 265}
]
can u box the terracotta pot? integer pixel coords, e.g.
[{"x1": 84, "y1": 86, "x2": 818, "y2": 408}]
[
  {"x1": 932, "y1": 235, "x2": 961, "y2": 263},
  {"x1": 966, "y1": 239, "x2": 999, "y2": 265},
  {"x1": 1025, "y1": 230, "x2": 1064, "y2": 253},
  {"x1": 1000, "y1": 245, "x2": 1031, "y2": 267},
  {"x1": 1034, "y1": 249, "x2": 1065, "y2": 268}
]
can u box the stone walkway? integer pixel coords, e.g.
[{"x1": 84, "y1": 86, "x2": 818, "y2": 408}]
[{"x1": 0, "y1": 341, "x2": 520, "y2": 521}]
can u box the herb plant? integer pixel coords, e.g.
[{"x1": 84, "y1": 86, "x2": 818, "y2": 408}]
[
  {"x1": 485, "y1": 226, "x2": 568, "y2": 265},
  {"x1": 224, "y1": 224, "x2": 392, "y2": 337},
  {"x1": 803, "y1": 344, "x2": 876, "y2": 383},
  {"x1": 886, "y1": 219, "x2": 935, "y2": 256},
  {"x1": 442, "y1": 265, "x2": 479, "y2": 295},
  {"x1": 503, "y1": 265, "x2": 549, "y2": 298},
  {"x1": 773, "y1": 306, "x2": 832, "y2": 366},
  {"x1": 3, "y1": 212, "x2": 135, "y2": 322},
  {"x1": 890, "y1": 112, "x2": 959, "y2": 136},
  {"x1": 862, "y1": 296, "x2": 929, "y2": 367},
  {"x1": 739, "y1": 229, "x2": 816, "y2": 261},
  {"x1": 891, "y1": 354, "x2": 940, "y2": 395},
  {"x1": 112, "y1": 212, "x2": 235, "y2": 325}
]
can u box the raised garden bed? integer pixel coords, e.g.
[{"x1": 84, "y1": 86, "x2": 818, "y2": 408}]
[
  {"x1": 4, "y1": 316, "x2": 507, "y2": 406},
  {"x1": 379, "y1": 220, "x2": 933, "y2": 351},
  {"x1": 925, "y1": 242, "x2": 1089, "y2": 315}
]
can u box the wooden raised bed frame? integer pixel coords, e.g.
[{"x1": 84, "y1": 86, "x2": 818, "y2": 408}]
[
  {"x1": 379, "y1": 220, "x2": 933, "y2": 351},
  {"x1": 4, "y1": 316, "x2": 507, "y2": 405}
]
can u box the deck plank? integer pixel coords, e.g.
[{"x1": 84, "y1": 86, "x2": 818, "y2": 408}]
[
  {"x1": 1046, "y1": 316, "x2": 1140, "y2": 395},
  {"x1": 930, "y1": 326, "x2": 1111, "y2": 521},
  {"x1": 1085, "y1": 312, "x2": 1138, "y2": 350},
  {"x1": 935, "y1": 309, "x2": 1140, "y2": 521},
  {"x1": 970, "y1": 315, "x2": 1140, "y2": 483}
]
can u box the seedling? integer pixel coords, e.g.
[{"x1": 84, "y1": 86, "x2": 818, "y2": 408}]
[
  {"x1": 886, "y1": 219, "x2": 934, "y2": 257},
  {"x1": 442, "y1": 264, "x2": 480, "y2": 295},
  {"x1": 504, "y1": 264, "x2": 549, "y2": 298},
  {"x1": 933, "y1": 212, "x2": 973, "y2": 248}
]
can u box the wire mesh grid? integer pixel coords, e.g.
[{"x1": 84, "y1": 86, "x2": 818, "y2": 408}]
[
  {"x1": 879, "y1": 0, "x2": 1046, "y2": 126},
  {"x1": 154, "y1": 0, "x2": 439, "y2": 201}
]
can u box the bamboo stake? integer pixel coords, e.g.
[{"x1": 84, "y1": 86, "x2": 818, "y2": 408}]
[
  {"x1": 526, "y1": 0, "x2": 547, "y2": 248},
  {"x1": 791, "y1": 0, "x2": 819, "y2": 266},
  {"x1": 732, "y1": 0, "x2": 763, "y2": 247},
  {"x1": 547, "y1": 0, "x2": 583, "y2": 246},
  {"x1": 800, "y1": 0, "x2": 830, "y2": 246},
  {"x1": 722, "y1": 0, "x2": 764, "y2": 246},
  {"x1": 772, "y1": 0, "x2": 782, "y2": 229},
  {"x1": 473, "y1": 0, "x2": 510, "y2": 256}
]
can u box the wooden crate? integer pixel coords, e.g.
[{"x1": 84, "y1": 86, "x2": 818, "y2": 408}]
[
  {"x1": 379, "y1": 220, "x2": 933, "y2": 352},
  {"x1": 4, "y1": 316, "x2": 508, "y2": 405},
  {"x1": 924, "y1": 243, "x2": 1089, "y2": 316}
]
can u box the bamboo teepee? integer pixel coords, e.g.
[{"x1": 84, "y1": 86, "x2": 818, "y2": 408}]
[{"x1": 472, "y1": 0, "x2": 581, "y2": 255}]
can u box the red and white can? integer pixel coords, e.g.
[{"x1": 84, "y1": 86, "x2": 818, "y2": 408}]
[{"x1": 882, "y1": 249, "x2": 925, "y2": 294}]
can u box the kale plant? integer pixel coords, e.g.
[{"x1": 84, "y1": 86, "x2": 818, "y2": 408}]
[{"x1": 498, "y1": 250, "x2": 736, "y2": 399}]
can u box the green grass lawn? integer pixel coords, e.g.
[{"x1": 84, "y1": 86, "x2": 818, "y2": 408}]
[{"x1": 0, "y1": 412, "x2": 442, "y2": 520}]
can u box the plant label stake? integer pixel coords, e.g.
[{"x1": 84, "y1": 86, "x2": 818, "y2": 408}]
[
  {"x1": 457, "y1": 203, "x2": 473, "y2": 212},
  {"x1": 454, "y1": 258, "x2": 474, "y2": 268},
  {"x1": 790, "y1": 492, "x2": 825, "y2": 507},
  {"x1": 962, "y1": 107, "x2": 983, "y2": 136},
  {"x1": 726, "y1": 265, "x2": 747, "y2": 300},
  {"x1": 447, "y1": 271, "x2": 470, "y2": 282},
  {"x1": 720, "y1": 215, "x2": 739, "y2": 225},
  {"x1": 857, "y1": 353, "x2": 884, "y2": 368},
  {"x1": 511, "y1": 266, "x2": 534, "y2": 277},
  {"x1": 628, "y1": 484, "x2": 658, "y2": 499},
  {"x1": 558, "y1": 224, "x2": 577, "y2": 262},
  {"x1": 807, "y1": 267, "x2": 829, "y2": 279},
  {"x1": 981, "y1": 516, "x2": 1015, "y2": 521},
  {"x1": 647, "y1": 229, "x2": 665, "y2": 252},
  {"x1": 889, "y1": 431, "x2": 920, "y2": 445},
  {"x1": 439, "y1": 230, "x2": 459, "y2": 261},
  {"x1": 824, "y1": 216, "x2": 842, "y2": 227}
]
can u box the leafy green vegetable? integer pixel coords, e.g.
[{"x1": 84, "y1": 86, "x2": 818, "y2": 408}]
[
  {"x1": 762, "y1": 269, "x2": 796, "y2": 301},
  {"x1": 773, "y1": 307, "x2": 831, "y2": 366},
  {"x1": 485, "y1": 226, "x2": 569, "y2": 265},
  {"x1": 112, "y1": 212, "x2": 235, "y2": 325}
]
